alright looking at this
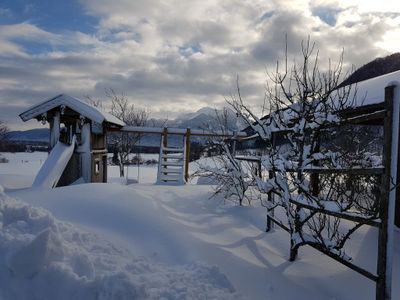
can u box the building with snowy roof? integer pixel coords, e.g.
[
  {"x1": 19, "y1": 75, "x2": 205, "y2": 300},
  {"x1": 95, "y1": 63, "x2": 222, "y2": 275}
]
[
  {"x1": 239, "y1": 70, "x2": 400, "y2": 227},
  {"x1": 19, "y1": 94, "x2": 125, "y2": 187}
]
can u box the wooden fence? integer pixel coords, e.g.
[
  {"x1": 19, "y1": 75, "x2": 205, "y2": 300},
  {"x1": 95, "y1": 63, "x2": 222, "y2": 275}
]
[{"x1": 235, "y1": 85, "x2": 398, "y2": 300}]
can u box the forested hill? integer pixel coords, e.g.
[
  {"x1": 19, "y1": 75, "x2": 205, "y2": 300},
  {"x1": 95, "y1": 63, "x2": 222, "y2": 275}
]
[{"x1": 339, "y1": 52, "x2": 400, "y2": 87}]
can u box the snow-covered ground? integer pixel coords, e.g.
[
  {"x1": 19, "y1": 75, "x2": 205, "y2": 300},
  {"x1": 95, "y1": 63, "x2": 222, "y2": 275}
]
[
  {"x1": 0, "y1": 152, "x2": 47, "y2": 190},
  {"x1": 0, "y1": 152, "x2": 399, "y2": 300}
]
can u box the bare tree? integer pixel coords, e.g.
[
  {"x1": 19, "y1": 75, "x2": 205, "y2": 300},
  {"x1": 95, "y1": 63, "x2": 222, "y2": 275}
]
[
  {"x1": 195, "y1": 143, "x2": 251, "y2": 205},
  {"x1": 107, "y1": 89, "x2": 149, "y2": 177},
  {"x1": 228, "y1": 39, "x2": 380, "y2": 261},
  {"x1": 0, "y1": 120, "x2": 9, "y2": 143},
  {"x1": 85, "y1": 95, "x2": 104, "y2": 110},
  {"x1": 194, "y1": 108, "x2": 252, "y2": 205}
]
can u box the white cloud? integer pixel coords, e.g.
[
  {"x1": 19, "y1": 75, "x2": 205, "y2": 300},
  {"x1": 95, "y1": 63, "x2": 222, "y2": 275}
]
[
  {"x1": 0, "y1": 23, "x2": 58, "y2": 41},
  {"x1": 340, "y1": 0, "x2": 400, "y2": 13},
  {"x1": 0, "y1": 0, "x2": 399, "y2": 129}
]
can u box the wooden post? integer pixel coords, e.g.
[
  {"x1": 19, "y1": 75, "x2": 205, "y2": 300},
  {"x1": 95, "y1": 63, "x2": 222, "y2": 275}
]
[
  {"x1": 162, "y1": 128, "x2": 168, "y2": 176},
  {"x1": 80, "y1": 123, "x2": 91, "y2": 183},
  {"x1": 185, "y1": 128, "x2": 191, "y2": 182},
  {"x1": 163, "y1": 127, "x2": 168, "y2": 148},
  {"x1": 49, "y1": 111, "x2": 60, "y2": 149},
  {"x1": 376, "y1": 86, "x2": 395, "y2": 300},
  {"x1": 396, "y1": 114, "x2": 400, "y2": 227},
  {"x1": 310, "y1": 131, "x2": 320, "y2": 196},
  {"x1": 232, "y1": 134, "x2": 237, "y2": 156}
]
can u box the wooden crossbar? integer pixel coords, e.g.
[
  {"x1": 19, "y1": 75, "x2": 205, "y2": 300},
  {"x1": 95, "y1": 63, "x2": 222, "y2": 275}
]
[{"x1": 120, "y1": 126, "x2": 247, "y2": 137}]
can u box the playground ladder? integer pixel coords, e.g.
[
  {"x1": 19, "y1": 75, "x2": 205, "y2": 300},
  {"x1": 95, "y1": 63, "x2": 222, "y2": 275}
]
[{"x1": 157, "y1": 134, "x2": 186, "y2": 184}]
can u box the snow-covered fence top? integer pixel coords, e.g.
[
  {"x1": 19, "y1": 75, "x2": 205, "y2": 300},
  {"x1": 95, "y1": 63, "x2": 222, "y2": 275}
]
[{"x1": 121, "y1": 126, "x2": 248, "y2": 137}]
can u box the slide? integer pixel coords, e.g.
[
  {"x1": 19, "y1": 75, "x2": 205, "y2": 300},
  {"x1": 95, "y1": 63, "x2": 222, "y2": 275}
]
[{"x1": 32, "y1": 136, "x2": 76, "y2": 188}]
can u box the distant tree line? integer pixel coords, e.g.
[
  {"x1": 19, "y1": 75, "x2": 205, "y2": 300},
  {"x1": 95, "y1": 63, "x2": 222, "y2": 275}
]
[
  {"x1": 0, "y1": 141, "x2": 49, "y2": 152},
  {"x1": 0, "y1": 120, "x2": 9, "y2": 143}
]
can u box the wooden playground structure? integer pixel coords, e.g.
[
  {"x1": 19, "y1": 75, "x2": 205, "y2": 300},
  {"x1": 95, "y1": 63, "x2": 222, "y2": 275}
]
[
  {"x1": 19, "y1": 94, "x2": 246, "y2": 186},
  {"x1": 119, "y1": 126, "x2": 246, "y2": 184}
]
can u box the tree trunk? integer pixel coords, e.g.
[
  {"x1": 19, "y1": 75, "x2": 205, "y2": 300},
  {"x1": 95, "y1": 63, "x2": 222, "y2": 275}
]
[{"x1": 119, "y1": 162, "x2": 124, "y2": 177}]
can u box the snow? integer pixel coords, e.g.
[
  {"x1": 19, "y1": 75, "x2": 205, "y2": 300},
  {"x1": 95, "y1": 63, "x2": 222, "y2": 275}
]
[
  {"x1": 0, "y1": 188, "x2": 237, "y2": 300},
  {"x1": 0, "y1": 152, "x2": 47, "y2": 191},
  {"x1": 176, "y1": 107, "x2": 219, "y2": 120},
  {"x1": 0, "y1": 151, "x2": 399, "y2": 299},
  {"x1": 32, "y1": 137, "x2": 76, "y2": 188},
  {"x1": 349, "y1": 69, "x2": 400, "y2": 107},
  {"x1": 0, "y1": 152, "x2": 48, "y2": 164},
  {"x1": 20, "y1": 94, "x2": 125, "y2": 127}
]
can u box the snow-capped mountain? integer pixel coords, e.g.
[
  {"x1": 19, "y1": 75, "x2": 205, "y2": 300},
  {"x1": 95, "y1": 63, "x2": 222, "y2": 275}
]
[
  {"x1": 168, "y1": 107, "x2": 238, "y2": 131},
  {"x1": 174, "y1": 107, "x2": 221, "y2": 121}
]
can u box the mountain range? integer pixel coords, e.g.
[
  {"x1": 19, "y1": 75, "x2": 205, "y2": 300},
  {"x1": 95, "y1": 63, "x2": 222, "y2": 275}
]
[{"x1": 7, "y1": 128, "x2": 50, "y2": 142}]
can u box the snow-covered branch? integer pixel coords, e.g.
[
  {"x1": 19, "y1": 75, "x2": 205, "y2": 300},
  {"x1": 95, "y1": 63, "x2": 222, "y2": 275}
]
[{"x1": 228, "y1": 39, "x2": 382, "y2": 261}]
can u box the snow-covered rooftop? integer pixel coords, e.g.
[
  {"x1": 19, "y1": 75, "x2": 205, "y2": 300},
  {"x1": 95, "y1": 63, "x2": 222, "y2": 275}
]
[
  {"x1": 19, "y1": 94, "x2": 125, "y2": 127},
  {"x1": 349, "y1": 69, "x2": 400, "y2": 107}
]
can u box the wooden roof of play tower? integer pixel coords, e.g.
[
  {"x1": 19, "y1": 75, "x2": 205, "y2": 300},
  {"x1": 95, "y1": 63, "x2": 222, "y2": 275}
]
[{"x1": 19, "y1": 94, "x2": 125, "y2": 128}]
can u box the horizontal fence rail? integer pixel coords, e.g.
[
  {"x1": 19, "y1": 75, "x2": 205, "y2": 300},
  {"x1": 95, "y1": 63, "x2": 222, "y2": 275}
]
[{"x1": 120, "y1": 126, "x2": 248, "y2": 137}]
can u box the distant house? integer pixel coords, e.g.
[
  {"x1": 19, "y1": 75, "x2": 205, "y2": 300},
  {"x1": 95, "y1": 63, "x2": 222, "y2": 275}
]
[{"x1": 19, "y1": 94, "x2": 125, "y2": 187}]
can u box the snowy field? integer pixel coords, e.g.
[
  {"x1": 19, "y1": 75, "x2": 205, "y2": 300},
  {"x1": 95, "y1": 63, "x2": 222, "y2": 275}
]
[{"x1": 0, "y1": 152, "x2": 399, "y2": 300}]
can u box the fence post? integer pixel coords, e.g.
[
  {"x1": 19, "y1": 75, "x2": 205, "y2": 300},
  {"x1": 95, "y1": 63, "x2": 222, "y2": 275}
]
[
  {"x1": 162, "y1": 128, "x2": 168, "y2": 176},
  {"x1": 376, "y1": 85, "x2": 396, "y2": 300},
  {"x1": 163, "y1": 127, "x2": 168, "y2": 148},
  {"x1": 185, "y1": 128, "x2": 191, "y2": 182},
  {"x1": 311, "y1": 131, "x2": 320, "y2": 196}
]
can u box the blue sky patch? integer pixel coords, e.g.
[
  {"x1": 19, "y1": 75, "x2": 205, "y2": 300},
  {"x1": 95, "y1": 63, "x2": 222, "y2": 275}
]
[
  {"x1": 312, "y1": 6, "x2": 341, "y2": 27},
  {"x1": 0, "y1": 0, "x2": 98, "y2": 34},
  {"x1": 179, "y1": 43, "x2": 203, "y2": 58}
]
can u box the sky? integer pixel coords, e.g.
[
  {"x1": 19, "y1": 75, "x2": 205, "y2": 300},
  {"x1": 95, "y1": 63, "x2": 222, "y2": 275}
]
[{"x1": 0, "y1": 0, "x2": 399, "y2": 130}]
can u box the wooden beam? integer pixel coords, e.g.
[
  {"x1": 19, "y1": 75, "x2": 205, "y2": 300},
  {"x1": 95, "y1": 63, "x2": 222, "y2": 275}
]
[
  {"x1": 185, "y1": 128, "x2": 191, "y2": 182},
  {"x1": 235, "y1": 155, "x2": 261, "y2": 162},
  {"x1": 162, "y1": 128, "x2": 168, "y2": 176},
  {"x1": 162, "y1": 127, "x2": 168, "y2": 148},
  {"x1": 396, "y1": 103, "x2": 400, "y2": 227},
  {"x1": 235, "y1": 156, "x2": 385, "y2": 175},
  {"x1": 376, "y1": 85, "x2": 394, "y2": 300},
  {"x1": 289, "y1": 199, "x2": 381, "y2": 227},
  {"x1": 310, "y1": 131, "x2": 320, "y2": 197},
  {"x1": 268, "y1": 217, "x2": 379, "y2": 282},
  {"x1": 121, "y1": 126, "x2": 247, "y2": 137},
  {"x1": 343, "y1": 110, "x2": 385, "y2": 125},
  {"x1": 340, "y1": 103, "x2": 385, "y2": 120}
]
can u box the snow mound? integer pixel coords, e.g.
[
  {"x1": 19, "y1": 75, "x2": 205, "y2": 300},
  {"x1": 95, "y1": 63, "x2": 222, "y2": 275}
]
[{"x1": 0, "y1": 187, "x2": 239, "y2": 300}]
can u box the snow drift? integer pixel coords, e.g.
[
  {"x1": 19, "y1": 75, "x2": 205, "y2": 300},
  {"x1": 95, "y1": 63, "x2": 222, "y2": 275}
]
[{"x1": 0, "y1": 186, "x2": 238, "y2": 300}]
